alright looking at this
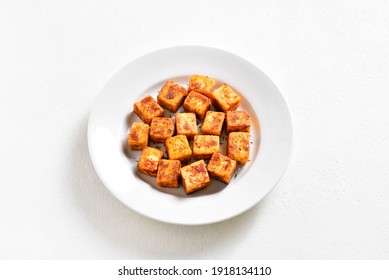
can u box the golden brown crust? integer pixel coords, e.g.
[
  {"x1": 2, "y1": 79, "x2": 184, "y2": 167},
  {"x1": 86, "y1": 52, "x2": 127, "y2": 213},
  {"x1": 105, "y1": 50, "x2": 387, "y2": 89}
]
[
  {"x1": 212, "y1": 84, "x2": 241, "y2": 112},
  {"x1": 128, "y1": 122, "x2": 149, "y2": 150},
  {"x1": 165, "y1": 135, "x2": 192, "y2": 163},
  {"x1": 156, "y1": 159, "x2": 181, "y2": 188},
  {"x1": 180, "y1": 160, "x2": 211, "y2": 194},
  {"x1": 175, "y1": 112, "x2": 198, "y2": 139},
  {"x1": 133, "y1": 95, "x2": 164, "y2": 125},
  {"x1": 193, "y1": 135, "x2": 220, "y2": 160},
  {"x1": 207, "y1": 153, "x2": 237, "y2": 184},
  {"x1": 137, "y1": 147, "x2": 164, "y2": 177},
  {"x1": 157, "y1": 80, "x2": 188, "y2": 112},
  {"x1": 227, "y1": 132, "x2": 250, "y2": 164},
  {"x1": 149, "y1": 117, "x2": 175, "y2": 142},
  {"x1": 183, "y1": 91, "x2": 211, "y2": 120},
  {"x1": 201, "y1": 111, "x2": 225, "y2": 136},
  {"x1": 226, "y1": 110, "x2": 250, "y2": 133},
  {"x1": 188, "y1": 74, "x2": 215, "y2": 99},
  {"x1": 131, "y1": 76, "x2": 250, "y2": 195}
]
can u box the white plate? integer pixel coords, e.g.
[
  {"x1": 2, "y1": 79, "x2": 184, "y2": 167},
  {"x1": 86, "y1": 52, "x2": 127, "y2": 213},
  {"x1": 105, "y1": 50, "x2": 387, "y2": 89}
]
[{"x1": 88, "y1": 46, "x2": 293, "y2": 225}]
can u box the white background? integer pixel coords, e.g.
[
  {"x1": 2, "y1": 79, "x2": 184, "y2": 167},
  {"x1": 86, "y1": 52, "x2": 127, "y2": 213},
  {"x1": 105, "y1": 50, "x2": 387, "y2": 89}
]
[{"x1": 1, "y1": 0, "x2": 388, "y2": 259}]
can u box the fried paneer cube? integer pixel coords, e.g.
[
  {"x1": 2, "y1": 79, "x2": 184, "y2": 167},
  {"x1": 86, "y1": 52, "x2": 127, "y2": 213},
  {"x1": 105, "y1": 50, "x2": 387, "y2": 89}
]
[
  {"x1": 183, "y1": 91, "x2": 211, "y2": 120},
  {"x1": 156, "y1": 159, "x2": 181, "y2": 188},
  {"x1": 133, "y1": 95, "x2": 164, "y2": 125},
  {"x1": 128, "y1": 122, "x2": 149, "y2": 150},
  {"x1": 175, "y1": 112, "x2": 198, "y2": 139},
  {"x1": 228, "y1": 132, "x2": 250, "y2": 164},
  {"x1": 165, "y1": 135, "x2": 192, "y2": 163},
  {"x1": 137, "y1": 147, "x2": 164, "y2": 177},
  {"x1": 149, "y1": 117, "x2": 175, "y2": 142},
  {"x1": 226, "y1": 110, "x2": 250, "y2": 133},
  {"x1": 180, "y1": 160, "x2": 211, "y2": 194},
  {"x1": 157, "y1": 80, "x2": 188, "y2": 112},
  {"x1": 201, "y1": 111, "x2": 225, "y2": 136},
  {"x1": 212, "y1": 84, "x2": 241, "y2": 112},
  {"x1": 193, "y1": 135, "x2": 220, "y2": 160},
  {"x1": 188, "y1": 74, "x2": 215, "y2": 99},
  {"x1": 207, "y1": 153, "x2": 237, "y2": 184}
]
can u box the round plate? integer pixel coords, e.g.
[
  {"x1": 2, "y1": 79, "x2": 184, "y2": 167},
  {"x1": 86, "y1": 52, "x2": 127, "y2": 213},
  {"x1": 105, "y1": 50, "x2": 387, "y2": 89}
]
[{"x1": 88, "y1": 46, "x2": 293, "y2": 225}]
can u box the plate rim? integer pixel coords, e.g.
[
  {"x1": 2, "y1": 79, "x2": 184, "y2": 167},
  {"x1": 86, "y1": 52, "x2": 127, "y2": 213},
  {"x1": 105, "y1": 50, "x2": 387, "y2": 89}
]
[{"x1": 87, "y1": 45, "x2": 294, "y2": 225}]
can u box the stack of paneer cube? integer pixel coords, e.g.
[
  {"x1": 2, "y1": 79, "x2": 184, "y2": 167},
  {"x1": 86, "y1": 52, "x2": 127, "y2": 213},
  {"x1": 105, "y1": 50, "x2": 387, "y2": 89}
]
[{"x1": 128, "y1": 75, "x2": 251, "y2": 195}]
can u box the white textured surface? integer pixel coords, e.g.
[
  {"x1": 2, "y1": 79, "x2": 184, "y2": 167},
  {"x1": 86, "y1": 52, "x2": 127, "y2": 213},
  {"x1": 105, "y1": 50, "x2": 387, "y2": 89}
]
[{"x1": 1, "y1": 0, "x2": 389, "y2": 259}]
